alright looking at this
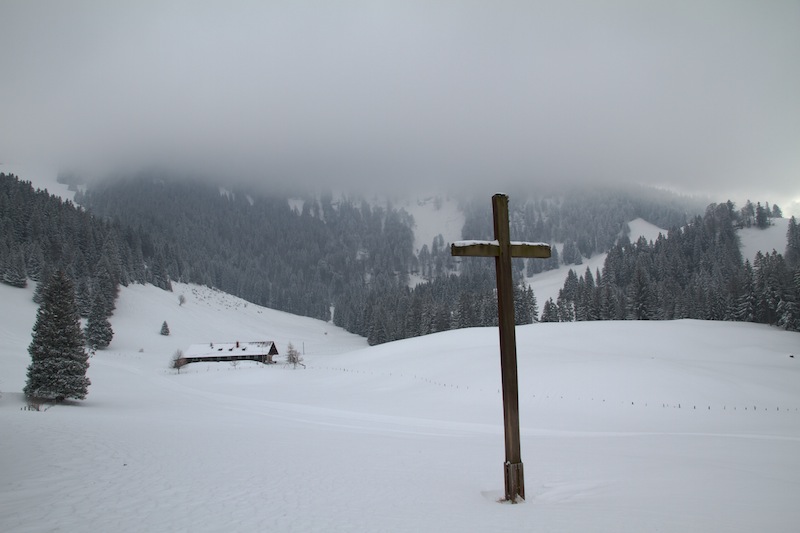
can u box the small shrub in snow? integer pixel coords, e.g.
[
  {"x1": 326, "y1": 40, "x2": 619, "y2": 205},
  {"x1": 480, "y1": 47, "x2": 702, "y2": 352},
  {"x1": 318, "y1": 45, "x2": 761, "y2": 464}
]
[
  {"x1": 160, "y1": 321, "x2": 170, "y2": 336},
  {"x1": 172, "y1": 349, "x2": 187, "y2": 373}
]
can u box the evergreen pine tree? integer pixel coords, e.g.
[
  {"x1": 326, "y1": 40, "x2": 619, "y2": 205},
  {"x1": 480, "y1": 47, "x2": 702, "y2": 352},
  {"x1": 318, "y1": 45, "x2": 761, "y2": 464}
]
[
  {"x1": 526, "y1": 256, "x2": 542, "y2": 276},
  {"x1": 781, "y1": 268, "x2": 800, "y2": 332},
  {"x1": 433, "y1": 303, "x2": 451, "y2": 333},
  {"x1": 755, "y1": 202, "x2": 769, "y2": 229},
  {"x1": 598, "y1": 284, "x2": 617, "y2": 320},
  {"x1": 454, "y1": 292, "x2": 475, "y2": 328},
  {"x1": 556, "y1": 290, "x2": 575, "y2": 322},
  {"x1": 24, "y1": 271, "x2": 90, "y2": 401},
  {"x1": 403, "y1": 294, "x2": 422, "y2": 337},
  {"x1": 528, "y1": 286, "x2": 539, "y2": 323},
  {"x1": 480, "y1": 291, "x2": 498, "y2": 326},
  {"x1": 740, "y1": 200, "x2": 755, "y2": 227},
  {"x1": 75, "y1": 276, "x2": 93, "y2": 317},
  {"x1": 24, "y1": 243, "x2": 45, "y2": 283},
  {"x1": 148, "y1": 253, "x2": 172, "y2": 291},
  {"x1": 85, "y1": 297, "x2": 114, "y2": 350},
  {"x1": 785, "y1": 217, "x2": 800, "y2": 268},
  {"x1": 540, "y1": 298, "x2": 559, "y2": 322},
  {"x1": 32, "y1": 279, "x2": 45, "y2": 304},
  {"x1": 561, "y1": 239, "x2": 582, "y2": 265},
  {"x1": 546, "y1": 243, "x2": 559, "y2": 270},
  {"x1": 513, "y1": 281, "x2": 532, "y2": 325},
  {"x1": 91, "y1": 267, "x2": 118, "y2": 317},
  {"x1": 160, "y1": 320, "x2": 170, "y2": 336},
  {"x1": 2, "y1": 249, "x2": 27, "y2": 288},
  {"x1": 367, "y1": 306, "x2": 388, "y2": 345},
  {"x1": 734, "y1": 260, "x2": 757, "y2": 322},
  {"x1": 626, "y1": 260, "x2": 655, "y2": 320}
]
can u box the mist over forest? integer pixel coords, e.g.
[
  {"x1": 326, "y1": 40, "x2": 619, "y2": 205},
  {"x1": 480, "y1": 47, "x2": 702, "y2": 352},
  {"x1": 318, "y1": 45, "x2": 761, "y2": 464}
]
[
  {"x1": 1, "y1": 1, "x2": 798, "y2": 213},
  {"x1": 3, "y1": 170, "x2": 798, "y2": 347}
]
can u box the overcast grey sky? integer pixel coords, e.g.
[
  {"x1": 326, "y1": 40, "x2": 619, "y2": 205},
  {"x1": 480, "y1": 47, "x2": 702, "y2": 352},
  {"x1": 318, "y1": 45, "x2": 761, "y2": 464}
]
[{"x1": 1, "y1": 1, "x2": 798, "y2": 212}]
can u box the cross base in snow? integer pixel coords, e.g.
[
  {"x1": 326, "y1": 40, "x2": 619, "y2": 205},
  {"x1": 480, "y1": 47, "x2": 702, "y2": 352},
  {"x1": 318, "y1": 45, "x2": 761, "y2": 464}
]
[
  {"x1": 451, "y1": 193, "x2": 551, "y2": 503},
  {"x1": 505, "y1": 461, "x2": 525, "y2": 503}
]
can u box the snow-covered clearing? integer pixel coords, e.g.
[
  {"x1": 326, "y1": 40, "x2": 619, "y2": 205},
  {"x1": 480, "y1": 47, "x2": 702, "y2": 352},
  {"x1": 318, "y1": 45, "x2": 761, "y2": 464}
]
[
  {"x1": 627, "y1": 217, "x2": 666, "y2": 244},
  {"x1": 403, "y1": 194, "x2": 465, "y2": 254},
  {"x1": 0, "y1": 163, "x2": 75, "y2": 202},
  {"x1": 528, "y1": 218, "x2": 666, "y2": 305},
  {"x1": 1, "y1": 281, "x2": 799, "y2": 532},
  {"x1": 739, "y1": 218, "x2": 790, "y2": 262}
]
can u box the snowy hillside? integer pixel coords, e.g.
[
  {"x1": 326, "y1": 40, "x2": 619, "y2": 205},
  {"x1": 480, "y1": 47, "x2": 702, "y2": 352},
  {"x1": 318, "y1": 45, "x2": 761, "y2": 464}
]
[
  {"x1": 739, "y1": 218, "x2": 790, "y2": 262},
  {"x1": 527, "y1": 216, "x2": 793, "y2": 307},
  {"x1": 528, "y1": 218, "x2": 666, "y2": 305},
  {"x1": 402, "y1": 194, "x2": 465, "y2": 254},
  {"x1": 2, "y1": 281, "x2": 799, "y2": 532},
  {"x1": 0, "y1": 163, "x2": 76, "y2": 202}
]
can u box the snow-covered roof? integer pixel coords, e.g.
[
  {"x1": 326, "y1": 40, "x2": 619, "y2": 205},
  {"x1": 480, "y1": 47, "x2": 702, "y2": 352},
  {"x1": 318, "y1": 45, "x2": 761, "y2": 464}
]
[{"x1": 185, "y1": 341, "x2": 277, "y2": 359}]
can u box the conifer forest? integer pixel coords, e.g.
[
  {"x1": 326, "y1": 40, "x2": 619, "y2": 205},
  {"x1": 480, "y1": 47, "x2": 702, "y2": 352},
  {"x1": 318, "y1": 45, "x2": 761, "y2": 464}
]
[{"x1": 2, "y1": 171, "x2": 798, "y2": 348}]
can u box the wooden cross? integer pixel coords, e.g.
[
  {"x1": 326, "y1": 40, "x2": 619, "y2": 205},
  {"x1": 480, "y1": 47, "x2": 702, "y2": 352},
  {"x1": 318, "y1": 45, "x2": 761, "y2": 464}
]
[{"x1": 451, "y1": 193, "x2": 551, "y2": 503}]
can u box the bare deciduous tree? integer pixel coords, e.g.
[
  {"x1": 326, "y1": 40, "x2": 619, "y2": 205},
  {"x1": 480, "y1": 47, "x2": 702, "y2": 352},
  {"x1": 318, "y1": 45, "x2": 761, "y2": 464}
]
[
  {"x1": 286, "y1": 343, "x2": 305, "y2": 369},
  {"x1": 171, "y1": 349, "x2": 187, "y2": 373}
]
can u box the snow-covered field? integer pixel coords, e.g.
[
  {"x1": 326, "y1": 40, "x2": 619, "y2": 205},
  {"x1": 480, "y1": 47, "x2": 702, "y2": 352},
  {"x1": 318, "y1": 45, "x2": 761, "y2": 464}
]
[{"x1": 1, "y1": 280, "x2": 799, "y2": 532}]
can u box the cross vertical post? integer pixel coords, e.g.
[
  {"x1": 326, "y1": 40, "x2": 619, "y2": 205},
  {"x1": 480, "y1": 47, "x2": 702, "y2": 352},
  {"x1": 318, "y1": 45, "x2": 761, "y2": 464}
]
[
  {"x1": 451, "y1": 193, "x2": 551, "y2": 503},
  {"x1": 493, "y1": 193, "x2": 524, "y2": 501}
]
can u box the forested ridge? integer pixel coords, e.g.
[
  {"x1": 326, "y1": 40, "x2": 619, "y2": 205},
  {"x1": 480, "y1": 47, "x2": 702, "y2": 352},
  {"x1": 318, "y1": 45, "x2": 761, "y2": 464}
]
[
  {"x1": 548, "y1": 201, "x2": 800, "y2": 331},
  {"x1": 0, "y1": 172, "x2": 191, "y2": 350},
  {"x1": 76, "y1": 174, "x2": 416, "y2": 321},
  {"x1": 1, "y1": 173, "x2": 159, "y2": 320},
  {"x1": 460, "y1": 184, "x2": 695, "y2": 270},
  {"x1": 70, "y1": 173, "x2": 701, "y2": 342},
  {"x1": 3, "y1": 170, "x2": 796, "y2": 344}
]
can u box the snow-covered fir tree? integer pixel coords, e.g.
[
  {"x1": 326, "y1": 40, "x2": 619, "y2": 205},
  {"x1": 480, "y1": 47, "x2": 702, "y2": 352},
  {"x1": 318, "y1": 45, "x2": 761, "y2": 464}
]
[
  {"x1": 2, "y1": 250, "x2": 27, "y2": 288},
  {"x1": 85, "y1": 297, "x2": 114, "y2": 350},
  {"x1": 786, "y1": 217, "x2": 800, "y2": 268},
  {"x1": 24, "y1": 270, "x2": 91, "y2": 401},
  {"x1": 540, "y1": 298, "x2": 559, "y2": 322}
]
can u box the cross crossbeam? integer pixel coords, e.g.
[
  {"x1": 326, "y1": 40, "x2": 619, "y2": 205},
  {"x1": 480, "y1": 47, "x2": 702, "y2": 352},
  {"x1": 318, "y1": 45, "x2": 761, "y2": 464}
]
[{"x1": 451, "y1": 193, "x2": 551, "y2": 503}]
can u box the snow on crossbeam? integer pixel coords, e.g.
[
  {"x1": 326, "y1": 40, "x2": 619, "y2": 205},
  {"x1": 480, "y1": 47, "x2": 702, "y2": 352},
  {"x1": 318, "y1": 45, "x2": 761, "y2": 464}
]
[{"x1": 451, "y1": 240, "x2": 551, "y2": 258}]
